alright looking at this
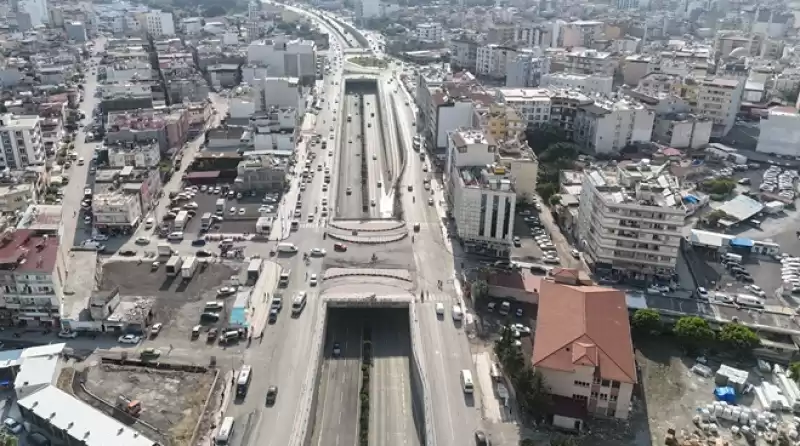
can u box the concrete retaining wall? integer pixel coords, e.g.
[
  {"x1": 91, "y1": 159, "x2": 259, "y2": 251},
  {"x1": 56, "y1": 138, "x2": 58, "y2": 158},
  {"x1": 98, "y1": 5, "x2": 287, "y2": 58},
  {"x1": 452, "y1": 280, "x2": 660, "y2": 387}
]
[
  {"x1": 297, "y1": 300, "x2": 330, "y2": 446},
  {"x1": 408, "y1": 303, "x2": 435, "y2": 445}
]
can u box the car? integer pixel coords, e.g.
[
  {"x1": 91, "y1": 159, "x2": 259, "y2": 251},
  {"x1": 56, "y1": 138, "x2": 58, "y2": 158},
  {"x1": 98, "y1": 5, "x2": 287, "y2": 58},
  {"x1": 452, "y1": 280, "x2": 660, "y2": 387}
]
[
  {"x1": 217, "y1": 286, "x2": 236, "y2": 296},
  {"x1": 118, "y1": 334, "x2": 141, "y2": 344},
  {"x1": 371, "y1": 199, "x2": 376, "y2": 207},
  {"x1": 428, "y1": 197, "x2": 434, "y2": 206},
  {"x1": 571, "y1": 249, "x2": 580, "y2": 258},
  {"x1": 435, "y1": 303, "x2": 445, "y2": 316},
  {"x1": 238, "y1": 208, "x2": 246, "y2": 215},
  {"x1": 93, "y1": 234, "x2": 109, "y2": 241},
  {"x1": 191, "y1": 239, "x2": 206, "y2": 247},
  {"x1": 310, "y1": 274, "x2": 318, "y2": 286},
  {"x1": 140, "y1": 348, "x2": 161, "y2": 359},
  {"x1": 513, "y1": 236, "x2": 521, "y2": 247},
  {"x1": 266, "y1": 386, "x2": 279, "y2": 405},
  {"x1": 474, "y1": 430, "x2": 489, "y2": 446},
  {"x1": 3, "y1": 417, "x2": 22, "y2": 435},
  {"x1": 269, "y1": 308, "x2": 278, "y2": 323},
  {"x1": 646, "y1": 286, "x2": 662, "y2": 295},
  {"x1": 150, "y1": 323, "x2": 163, "y2": 336},
  {"x1": 334, "y1": 243, "x2": 347, "y2": 252},
  {"x1": 58, "y1": 330, "x2": 78, "y2": 338},
  {"x1": 197, "y1": 249, "x2": 214, "y2": 258},
  {"x1": 332, "y1": 342, "x2": 342, "y2": 357},
  {"x1": 310, "y1": 248, "x2": 327, "y2": 257},
  {"x1": 511, "y1": 323, "x2": 531, "y2": 335},
  {"x1": 135, "y1": 236, "x2": 150, "y2": 245},
  {"x1": 119, "y1": 249, "x2": 137, "y2": 257},
  {"x1": 746, "y1": 285, "x2": 767, "y2": 297}
]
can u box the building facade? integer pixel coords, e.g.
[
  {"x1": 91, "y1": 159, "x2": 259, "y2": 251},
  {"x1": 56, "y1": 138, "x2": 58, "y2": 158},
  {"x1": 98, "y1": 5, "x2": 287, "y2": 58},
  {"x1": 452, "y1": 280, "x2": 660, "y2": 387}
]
[{"x1": 0, "y1": 114, "x2": 44, "y2": 169}]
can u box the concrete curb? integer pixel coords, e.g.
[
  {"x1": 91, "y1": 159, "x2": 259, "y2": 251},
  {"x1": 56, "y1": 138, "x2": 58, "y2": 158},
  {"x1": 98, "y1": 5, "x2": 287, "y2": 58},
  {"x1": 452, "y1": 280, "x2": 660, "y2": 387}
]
[
  {"x1": 323, "y1": 270, "x2": 412, "y2": 282},
  {"x1": 328, "y1": 220, "x2": 406, "y2": 232},
  {"x1": 327, "y1": 231, "x2": 408, "y2": 244}
]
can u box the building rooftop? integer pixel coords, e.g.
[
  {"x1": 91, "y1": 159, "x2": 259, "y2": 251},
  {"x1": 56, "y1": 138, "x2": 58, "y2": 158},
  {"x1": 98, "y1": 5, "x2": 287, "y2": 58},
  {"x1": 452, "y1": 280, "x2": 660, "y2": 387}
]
[
  {"x1": 497, "y1": 87, "x2": 551, "y2": 101},
  {"x1": 16, "y1": 205, "x2": 62, "y2": 232},
  {"x1": 585, "y1": 163, "x2": 685, "y2": 211},
  {"x1": 17, "y1": 385, "x2": 157, "y2": 446},
  {"x1": 458, "y1": 164, "x2": 515, "y2": 192},
  {"x1": 0, "y1": 229, "x2": 59, "y2": 274},
  {"x1": 532, "y1": 280, "x2": 637, "y2": 384},
  {"x1": 0, "y1": 114, "x2": 39, "y2": 129},
  {"x1": 700, "y1": 77, "x2": 741, "y2": 88}
]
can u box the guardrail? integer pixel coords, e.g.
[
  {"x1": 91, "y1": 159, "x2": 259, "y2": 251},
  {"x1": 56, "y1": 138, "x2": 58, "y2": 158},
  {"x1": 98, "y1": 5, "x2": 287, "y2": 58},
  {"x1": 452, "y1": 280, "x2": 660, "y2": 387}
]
[
  {"x1": 408, "y1": 302, "x2": 436, "y2": 446},
  {"x1": 293, "y1": 300, "x2": 330, "y2": 446}
]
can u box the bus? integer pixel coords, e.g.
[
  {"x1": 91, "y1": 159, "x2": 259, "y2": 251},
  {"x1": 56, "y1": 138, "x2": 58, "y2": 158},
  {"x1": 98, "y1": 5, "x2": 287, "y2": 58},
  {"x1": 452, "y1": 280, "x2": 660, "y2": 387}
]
[
  {"x1": 292, "y1": 291, "x2": 307, "y2": 315},
  {"x1": 215, "y1": 417, "x2": 235, "y2": 445},
  {"x1": 236, "y1": 365, "x2": 252, "y2": 398},
  {"x1": 460, "y1": 370, "x2": 474, "y2": 394}
]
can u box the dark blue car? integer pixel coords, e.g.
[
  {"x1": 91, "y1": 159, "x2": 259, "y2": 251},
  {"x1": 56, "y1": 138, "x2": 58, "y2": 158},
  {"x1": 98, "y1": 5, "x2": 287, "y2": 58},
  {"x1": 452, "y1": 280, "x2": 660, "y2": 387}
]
[{"x1": 191, "y1": 239, "x2": 206, "y2": 247}]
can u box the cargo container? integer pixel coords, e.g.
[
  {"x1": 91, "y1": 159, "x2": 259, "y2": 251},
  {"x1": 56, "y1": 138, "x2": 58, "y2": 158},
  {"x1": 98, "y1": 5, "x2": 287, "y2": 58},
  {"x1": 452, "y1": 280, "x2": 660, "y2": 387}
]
[
  {"x1": 182, "y1": 256, "x2": 197, "y2": 279},
  {"x1": 166, "y1": 256, "x2": 183, "y2": 276}
]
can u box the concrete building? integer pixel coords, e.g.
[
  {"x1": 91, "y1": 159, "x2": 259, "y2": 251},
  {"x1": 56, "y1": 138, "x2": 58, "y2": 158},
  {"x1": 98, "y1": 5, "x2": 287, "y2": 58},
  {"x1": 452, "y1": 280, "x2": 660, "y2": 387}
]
[
  {"x1": 91, "y1": 191, "x2": 143, "y2": 230},
  {"x1": 532, "y1": 277, "x2": 636, "y2": 426},
  {"x1": 577, "y1": 165, "x2": 685, "y2": 281},
  {"x1": 549, "y1": 89, "x2": 594, "y2": 141},
  {"x1": 756, "y1": 106, "x2": 800, "y2": 157},
  {"x1": 0, "y1": 229, "x2": 66, "y2": 326},
  {"x1": 65, "y1": 21, "x2": 88, "y2": 42},
  {"x1": 564, "y1": 49, "x2": 617, "y2": 76},
  {"x1": 496, "y1": 88, "x2": 552, "y2": 129},
  {"x1": 18, "y1": 0, "x2": 48, "y2": 27},
  {"x1": 540, "y1": 73, "x2": 613, "y2": 94},
  {"x1": 356, "y1": 0, "x2": 382, "y2": 19},
  {"x1": 106, "y1": 141, "x2": 162, "y2": 169},
  {"x1": 476, "y1": 44, "x2": 516, "y2": 79},
  {"x1": 234, "y1": 155, "x2": 288, "y2": 192},
  {"x1": 653, "y1": 113, "x2": 713, "y2": 149},
  {"x1": 494, "y1": 139, "x2": 539, "y2": 203},
  {"x1": 106, "y1": 108, "x2": 189, "y2": 153},
  {"x1": 144, "y1": 10, "x2": 175, "y2": 37},
  {"x1": 636, "y1": 72, "x2": 684, "y2": 97},
  {"x1": 574, "y1": 96, "x2": 654, "y2": 154},
  {"x1": 415, "y1": 22, "x2": 444, "y2": 42},
  {"x1": 505, "y1": 49, "x2": 550, "y2": 88},
  {"x1": 559, "y1": 21, "x2": 605, "y2": 47},
  {"x1": 478, "y1": 103, "x2": 526, "y2": 143},
  {"x1": 419, "y1": 74, "x2": 494, "y2": 152},
  {"x1": 0, "y1": 114, "x2": 44, "y2": 169},
  {"x1": 622, "y1": 55, "x2": 655, "y2": 86},
  {"x1": 445, "y1": 129, "x2": 516, "y2": 257},
  {"x1": 694, "y1": 77, "x2": 743, "y2": 137},
  {"x1": 246, "y1": 37, "x2": 316, "y2": 84},
  {"x1": 0, "y1": 183, "x2": 36, "y2": 214},
  {"x1": 257, "y1": 77, "x2": 303, "y2": 111},
  {"x1": 449, "y1": 39, "x2": 478, "y2": 71}
]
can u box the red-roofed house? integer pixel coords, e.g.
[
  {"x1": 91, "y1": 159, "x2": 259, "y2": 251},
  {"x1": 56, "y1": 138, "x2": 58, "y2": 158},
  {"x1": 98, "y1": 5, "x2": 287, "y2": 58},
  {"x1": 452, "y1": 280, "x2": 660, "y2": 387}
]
[
  {"x1": 532, "y1": 280, "x2": 636, "y2": 427},
  {"x1": 0, "y1": 229, "x2": 66, "y2": 327}
]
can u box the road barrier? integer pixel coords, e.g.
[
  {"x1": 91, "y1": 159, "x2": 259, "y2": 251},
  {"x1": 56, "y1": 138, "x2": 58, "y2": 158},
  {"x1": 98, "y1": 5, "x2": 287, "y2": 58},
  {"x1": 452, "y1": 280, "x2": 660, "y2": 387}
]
[
  {"x1": 327, "y1": 231, "x2": 407, "y2": 244},
  {"x1": 295, "y1": 300, "x2": 329, "y2": 446},
  {"x1": 408, "y1": 302, "x2": 436, "y2": 445}
]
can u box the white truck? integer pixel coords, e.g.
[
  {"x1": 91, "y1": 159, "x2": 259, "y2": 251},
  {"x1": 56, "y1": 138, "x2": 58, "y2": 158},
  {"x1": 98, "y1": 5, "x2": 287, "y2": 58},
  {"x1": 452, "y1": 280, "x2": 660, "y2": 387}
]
[
  {"x1": 174, "y1": 210, "x2": 189, "y2": 230},
  {"x1": 157, "y1": 243, "x2": 174, "y2": 257},
  {"x1": 181, "y1": 256, "x2": 198, "y2": 279},
  {"x1": 166, "y1": 256, "x2": 183, "y2": 276}
]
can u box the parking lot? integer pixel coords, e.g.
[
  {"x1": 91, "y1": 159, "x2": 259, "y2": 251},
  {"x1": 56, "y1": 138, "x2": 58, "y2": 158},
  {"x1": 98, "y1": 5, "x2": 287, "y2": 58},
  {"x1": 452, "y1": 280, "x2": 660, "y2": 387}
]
[
  {"x1": 511, "y1": 207, "x2": 563, "y2": 265},
  {"x1": 99, "y1": 261, "x2": 249, "y2": 356}
]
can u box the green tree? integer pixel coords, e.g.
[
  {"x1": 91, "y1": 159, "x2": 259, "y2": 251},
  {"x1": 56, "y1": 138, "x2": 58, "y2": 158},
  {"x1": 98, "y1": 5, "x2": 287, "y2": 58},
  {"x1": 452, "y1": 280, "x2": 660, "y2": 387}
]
[
  {"x1": 539, "y1": 142, "x2": 580, "y2": 164},
  {"x1": 525, "y1": 124, "x2": 567, "y2": 154},
  {"x1": 519, "y1": 440, "x2": 536, "y2": 446},
  {"x1": 548, "y1": 194, "x2": 562, "y2": 207},
  {"x1": 536, "y1": 183, "x2": 558, "y2": 204},
  {"x1": 550, "y1": 436, "x2": 578, "y2": 446},
  {"x1": 471, "y1": 280, "x2": 489, "y2": 301},
  {"x1": 705, "y1": 209, "x2": 731, "y2": 226},
  {"x1": 789, "y1": 362, "x2": 800, "y2": 382},
  {"x1": 515, "y1": 368, "x2": 551, "y2": 422},
  {"x1": 702, "y1": 178, "x2": 737, "y2": 195},
  {"x1": 631, "y1": 309, "x2": 662, "y2": 334},
  {"x1": 673, "y1": 316, "x2": 715, "y2": 347},
  {"x1": 718, "y1": 323, "x2": 760, "y2": 351}
]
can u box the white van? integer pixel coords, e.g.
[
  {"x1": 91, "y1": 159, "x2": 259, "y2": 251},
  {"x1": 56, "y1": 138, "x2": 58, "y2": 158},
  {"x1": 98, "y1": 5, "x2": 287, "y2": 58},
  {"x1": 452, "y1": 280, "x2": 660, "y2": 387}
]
[
  {"x1": 167, "y1": 231, "x2": 184, "y2": 241},
  {"x1": 452, "y1": 305, "x2": 463, "y2": 321},
  {"x1": 215, "y1": 416, "x2": 235, "y2": 445},
  {"x1": 277, "y1": 242, "x2": 298, "y2": 253},
  {"x1": 735, "y1": 294, "x2": 765, "y2": 309},
  {"x1": 292, "y1": 292, "x2": 307, "y2": 315},
  {"x1": 460, "y1": 370, "x2": 474, "y2": 394}
]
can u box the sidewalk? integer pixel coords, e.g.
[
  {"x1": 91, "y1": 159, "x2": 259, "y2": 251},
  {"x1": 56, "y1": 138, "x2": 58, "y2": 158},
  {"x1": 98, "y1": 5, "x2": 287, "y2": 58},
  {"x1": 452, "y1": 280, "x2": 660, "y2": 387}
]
[{"x1": 248, "y1": 261, "x2": 282, "y2": 336}]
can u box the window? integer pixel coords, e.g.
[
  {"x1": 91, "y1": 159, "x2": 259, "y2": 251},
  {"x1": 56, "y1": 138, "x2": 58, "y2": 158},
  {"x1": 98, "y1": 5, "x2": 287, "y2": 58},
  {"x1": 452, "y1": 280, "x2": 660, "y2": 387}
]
[
  {"x1": 590, "y1": 391, "x2": 598, "y2": 398},
  {"x1": 611, "y1": 381, "x2": 620, "y2": 389},
  {"x1": 574, "y1": 380, "x2": 590, "y2": 388},
  {"x1": 593, "y1": 377, "x2": 601, "y2": 385},
  {"x1": 610, "y1": 395, "x2": 618, "y2": 402},
  {"x1": 599, "y1": 393, "x2": 608, "y2": 400},
  {"x1": 601, "y1": 379, "x2": 610, "y2": 387},
  {"x1": 572, "y1": 394, "x2": 587, "y2": 402}
]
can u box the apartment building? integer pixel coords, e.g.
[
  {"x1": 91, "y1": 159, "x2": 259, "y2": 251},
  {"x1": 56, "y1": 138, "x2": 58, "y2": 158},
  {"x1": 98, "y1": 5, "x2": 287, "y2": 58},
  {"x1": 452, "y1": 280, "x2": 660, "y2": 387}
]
[
  {"x1": 476, "y1": 44, "x2": 516, "y2": 79},
  {"x1": 574, "y1": 96, "x2": 654, "y2": 154},
  {"x1": 18, "y1": 0, "x2": 48, "y2": 27},
  {"x1": 756, "y1": 106, "x2": 800, "y2": 157},
  {"x1": 449, "y1": 39, "x2": 479, "y2": 71},
  {"x1": 91, "y1": 192, "x2": 144, "y2": 230},
  {"x1": 564, "y1": 49, "x2": 617, "y2": 76},
  {"x1": 622, "y1": 55, "x2": 656, "y2": 86},
  {"x1": 636, "y1": 73, "x2": 684, "y2": 97},
  {"x1": 533, "y1": 277, "x2": 636, "y2": 426},
  {"x1": 505, "y1": 49, "x2": 550, "y2": 88},
  {"x1": 415, "y1": 22, "x2": 444, "y2": 42},
  {"x1": 653, "y1": 113, "x2": 713, "y2": 149},
  {"x1": 0, "y1": 229, "x2": 66, "y2": 327},
  {"x1": 540, "y1": 73, "x2": 612, "y2": 94},
  {"x1": 694, "y1": 77, "x2": 743, "y2": 137},
  {"x1": 246, "y1": 38, "x2": 317, "y2": 84},
  {"x1": 496, "y1": 88, "x2": 552, "y2": 128},
  {"x1": 256, "y1": 77, "x2": 303, "y2": 112},
  {"x1": 576, "y1": 165, "x2": 685, "y2": 281},
  {"x1": 478, "y1": 103, "x2": 526, "y2": 142},
  {"x1": 549, "y1": 89, "x2": 594, "y2": 141},
  {"x1": 144, "y1": 10, "x2": 175, "y2": 37},
  {"x1": 446, "y1": 129, "x2": 516, "y2": 257},
  {"x1": 107, "y1": 141, "x2": 162, "y2": 168},
  {"x1": 0, "y1": 183, "x2": 36, "y2": 214},
  {"x1": 559, "y1": 21, "x2": 605, "y2": 47},
  {"x1": 0, "y1": 114, "x2": 44, "y2": 169},
  {"x1": 494, "y1": 139, "x2": 539, "y2": 203}
]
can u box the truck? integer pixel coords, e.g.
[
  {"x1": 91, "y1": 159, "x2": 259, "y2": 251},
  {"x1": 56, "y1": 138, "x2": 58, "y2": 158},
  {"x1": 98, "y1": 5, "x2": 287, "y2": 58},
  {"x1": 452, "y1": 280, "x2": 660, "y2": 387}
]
[
  {"x1": 215, "y1": 198, "x2": 226, "y2": 215},
  {"x1": 165, "y1": 256, "x2": 183, "y2": 276},
  {"x1": 181, "y1": 256, "x2": 197, "y2": 279},
  {"x1": 174, "y1": 210, "x2": 189, "y2": 230},
  {"x1": 247, "y1": 259, "x2": 262, "y2": 281},
  {"x1": 200, "y1": 212, "x2": 213, "y2": 231},
  {"x1": 157, "y1": 243, "x2": 174, "y2": 257}
]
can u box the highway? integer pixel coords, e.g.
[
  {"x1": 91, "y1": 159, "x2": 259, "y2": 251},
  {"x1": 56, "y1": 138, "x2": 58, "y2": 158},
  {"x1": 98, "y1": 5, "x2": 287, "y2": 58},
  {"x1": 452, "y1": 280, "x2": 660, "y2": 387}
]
[
  {"x1": 310, "y1": 308, "x2": 363, "y2": 446},
  {"x1": 369, "y1": 309, "x2": 420, "y2": 446},
  {"x1": 362, "y1": 92, "x2": 386, "y2": 218},
  {"x1": 337, "y1": 93, "x2": 365, "y2": 219}
]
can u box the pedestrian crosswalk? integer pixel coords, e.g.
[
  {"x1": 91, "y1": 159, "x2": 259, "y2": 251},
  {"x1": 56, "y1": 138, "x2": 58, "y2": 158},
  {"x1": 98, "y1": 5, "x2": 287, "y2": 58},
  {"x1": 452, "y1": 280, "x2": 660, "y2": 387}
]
[{"x1": 420, "y1": 292, "x2": 459, "y2": 304}]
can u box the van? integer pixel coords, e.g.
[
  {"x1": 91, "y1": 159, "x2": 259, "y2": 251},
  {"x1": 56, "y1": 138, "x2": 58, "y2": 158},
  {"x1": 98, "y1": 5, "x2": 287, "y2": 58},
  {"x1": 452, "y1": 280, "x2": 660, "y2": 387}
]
[
  {"x1": 735, "y1": 294, "x2": 765, "y2": 309},
  {"x1": 279, "y1": 271, "x2": 290, "y2": 286},
  {"x1": 499, "y1": 301, "x2": 511, "y2": 316},
  {"x1": 723, "y1": 253, "x2": 743, "y2": 263},
  {"x1": 460, "y1": 370, "x2": 474, "y2": 394},
  {"x1": 220, "y1": 330, "x2": 239, "y2": 343},
  {"x1": 452, "y1": 305, "x2": 463, "y2": 321},
  {"x1": 167, "y1": 231, "x2": 184, "y2": 241},
  {"x1": 292, "y1": 292, "x2": 307, "y2": 315},
  {"x1": 277, "y1": 243, "x2": 298, "y2": 253},
  {"x1": 215, "y1": 416, "x2": 235, "y2": 445},
  {"x1": 204, "y1": 301, "x2": 224, "y2": 312},
  {"x1": 490, "y1": 362, "x2": 503, "y2": 382}
]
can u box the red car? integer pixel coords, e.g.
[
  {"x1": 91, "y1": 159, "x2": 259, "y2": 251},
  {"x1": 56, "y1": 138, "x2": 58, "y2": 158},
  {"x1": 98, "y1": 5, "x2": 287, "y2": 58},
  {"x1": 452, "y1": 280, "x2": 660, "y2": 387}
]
[{"x1": 334, "y1": 243, "x2": 347, "y2": 252}]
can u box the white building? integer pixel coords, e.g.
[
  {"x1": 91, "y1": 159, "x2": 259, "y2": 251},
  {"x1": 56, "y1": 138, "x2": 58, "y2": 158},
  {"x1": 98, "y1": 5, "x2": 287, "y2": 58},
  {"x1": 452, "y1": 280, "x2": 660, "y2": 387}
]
[
  {"x1": 107, "y1": 142, "x2": 161, "y2": 169},
  {"x1": 496, "y1": 88, "x2": 552, "y2": 128},
  {"x1": 559, "y1": 21, "x2": 605, "y2": 47},
  {"x1": 653, "y1": 113, "x2": 713, "y2": 149},
  {"x1": 505, "y1": 49, "x2": 550, "y2": 88},
  {"x1": 246, "y1": 38, "x2": 316, "y2": 83},
  {"x1": 0, "y1": 114, "x2": 45, "y2": 169},
  {"x1": 695, "y1": 77, "x2": 744, "y2": 137},
  {"x1": 756, "y1": 106, "x2": 800, "y2": 157},
  {"x1": 182, "y1": 17, "x2": 202, "y2": 35},
  {"x1": 445, "y1": 129, "x2": 516, "y2": 257},
  {"x1": 18, "y1": 0, "x2": 48, "y2": 27},
  {"x1": 91, "y1": 192, "x2": 143, "y2": 229},
  {"x1": 257, "y1": 77, "x2": 302, "y2": 112},
  {"x1": 357, "y1": 0, "x2": 382, "y2": 19},
  {"x1": 476, "y1": 44, "x2": 516, "y2": 79},
  {"x1": 495, "y1": 141, "x2": 539, "y2": 203},
  {"x1": 565, "y1": 49, "x2": 617, "y2": 76},
  {"x1": 144, "y1": 10, "x2": 175, "y2": 37},
  {"x1": 577, "y1": 165, "x2": 685, "y2": 279},
  {"x1": 540, "y1": 72, "x2": 613, "y2": 94},
  {"x1": 574, "y1": 96, "x2": 654, "y2": 154},
  {"x1": 415, "y1": 22, "x2": 443, "y2": 42}
]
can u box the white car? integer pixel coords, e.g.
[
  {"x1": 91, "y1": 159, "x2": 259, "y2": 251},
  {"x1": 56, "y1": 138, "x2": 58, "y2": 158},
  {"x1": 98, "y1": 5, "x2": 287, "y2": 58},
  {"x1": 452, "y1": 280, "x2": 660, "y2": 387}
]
[
  {"x1": 746, "y1": 285, "x2": 766, "y2": 297},
  {"x1": 150, "y1": 323, "x2": 163, "y2": 336},
  {"x1": 135, "y1": 236, "x2": 150, "y2": 245},
  {"x1": 3, "y1": 417, "x2": 22, "y2": 434},
  {"x1": 229, "y1": 207, "x2": 237, "y2": 215},
  {"x1": 238, "y1": 208, "x2": 246, "y2": 215},
  {"x1": 310, "y1": 248, "x2": 327, "y2": 257},
  {"x1": 435, "y1": 303, "x2": 445, "y2": 316},
  {"x1": 144, "y1": 217, "x2": 155, "y2": 229},
  {"x1": 58, "y1": 330, "x2": 78, "y2": 339},
  {"x1": 118, "y1": 334, "x2": 141, "y2": 344},
  {"x1": 92, "y1": 234, "x2": 108, "y2": 241},
  {"x1": 310, "y1": 274, "x2": 318, "y2": 286},
  {"x1": 646, "y1": 286, "x2": 662, "y2": 295}
]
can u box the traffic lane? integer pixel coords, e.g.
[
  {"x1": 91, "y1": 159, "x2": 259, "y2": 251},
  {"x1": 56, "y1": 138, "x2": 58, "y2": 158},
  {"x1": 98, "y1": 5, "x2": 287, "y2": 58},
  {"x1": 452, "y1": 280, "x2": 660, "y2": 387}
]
[
  {"x1": 340, "y1": 96, "x2": 364, "y2": 218},
  {"x1": 370, "y1": 309, "x2": 420, "y2": 446},
  {"x1": 312, "y1": 309, "x2": 362, "y2": 446}
]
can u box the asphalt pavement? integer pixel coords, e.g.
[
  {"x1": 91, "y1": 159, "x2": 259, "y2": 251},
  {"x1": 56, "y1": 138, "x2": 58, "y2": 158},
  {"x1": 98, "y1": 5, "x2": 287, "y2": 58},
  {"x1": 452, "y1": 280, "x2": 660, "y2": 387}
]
[{"x1": 338, "y1": 94, "x2": 365, "y2": 219}]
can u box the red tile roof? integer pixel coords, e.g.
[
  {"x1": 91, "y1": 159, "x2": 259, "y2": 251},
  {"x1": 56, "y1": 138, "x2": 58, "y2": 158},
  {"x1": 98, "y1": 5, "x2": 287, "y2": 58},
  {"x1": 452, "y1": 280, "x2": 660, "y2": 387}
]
[
  {"x1": 532, "y1": 281, "x2": 637, "y2": 384},
  {"x1": 0, "y1": 229, "x2": 59, "y2": 274}
]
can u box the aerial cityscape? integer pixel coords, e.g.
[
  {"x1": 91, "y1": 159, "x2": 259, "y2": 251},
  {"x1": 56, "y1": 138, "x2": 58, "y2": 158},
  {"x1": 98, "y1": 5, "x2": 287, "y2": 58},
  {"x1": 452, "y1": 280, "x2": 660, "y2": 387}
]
[{"x1": 2, "y1": 0, "x2": 800, "y2": 445}]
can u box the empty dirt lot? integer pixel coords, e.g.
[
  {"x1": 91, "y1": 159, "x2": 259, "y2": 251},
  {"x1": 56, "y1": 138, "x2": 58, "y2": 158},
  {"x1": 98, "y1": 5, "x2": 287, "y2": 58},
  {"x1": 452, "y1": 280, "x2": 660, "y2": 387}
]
[{"x1": 85, "y1": 363, "x2": 215, "y2": 446}]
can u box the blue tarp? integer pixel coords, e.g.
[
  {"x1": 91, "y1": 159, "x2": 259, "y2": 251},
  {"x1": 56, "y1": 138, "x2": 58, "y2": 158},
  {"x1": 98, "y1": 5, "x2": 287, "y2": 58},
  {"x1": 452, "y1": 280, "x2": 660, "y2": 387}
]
[
  {"x1": 714, "y1": 386, "x2": 736, "y2": 403},
  {"x1": 229, "y1": 307, "x2": 248, "y2": 327},
  {"x1": 730, "y1": 237, "x2": 754, "y2": 248},
  {"x1": 684, "y1": 195, "x2": 699, "y2": 204}
]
